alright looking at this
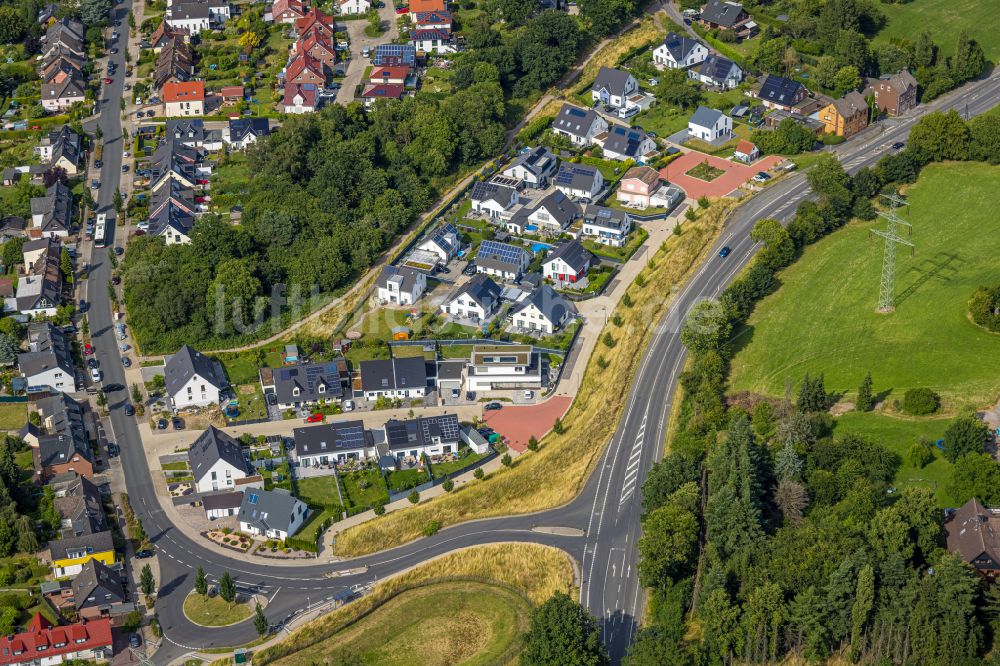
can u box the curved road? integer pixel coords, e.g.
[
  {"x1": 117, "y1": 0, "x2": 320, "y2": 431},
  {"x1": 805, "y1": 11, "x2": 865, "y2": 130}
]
[{"x1": 88, "y1": 4, "x2": 1000, "y2": 660}]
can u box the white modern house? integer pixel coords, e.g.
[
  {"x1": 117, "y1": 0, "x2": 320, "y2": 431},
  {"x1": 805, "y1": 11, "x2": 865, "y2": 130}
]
[
  {"x1": 591, "y1": 67, "x2": 638, "y2": 109},
  {"x1": 376, "y1": 265, "x2": 427, "y2": 306},
  {"x1": 470, "y1": 180, "x2": 518, "y2": 219},
  {"x1": 688, "y1": 105, "x2": 733, "y2": 142},
  {"x1": 189, "y1": 427, "x2": 256, "y2": 494},
  {"x1": 652, "y1": 32, "x2": 709, "y2": 70},
  {"x1": 582, "y1": 206, "x2": 632, "y2": 247},
  {"x1": 238, "y1": 489, "x2": 308, "y2": 540},
  {"x1": 359, "y1": 356, "x2": 428, "y2": 401},
  {"x1": 416, "y1": 223, "x2": 460, "y2": 264},
  {"x1": 384, "y1": 414, "x2": 461, "y2": 459},
  {"x1": 552, "y1": 103, "x2": 609, "y2": 147},
  {"x1": 338, "y1": 0, "x2": 371, "y2": 14},
  {"x1": 440, "y1": 274, "x2": 502, "y2": 322},
  {"x1": 689, "y1": 55, "x2": 743, "y2": 89},
  {"x1": 163, "y1": 345, "x2": 227, "y2": 410},
  {"x1": 294, "y1": 421, "x2": 374, "y2": 466},
  {"x1": 465, "y1": 345, "x2": 543, "y2": 392},
  {"x1": 511, "y1": 285, "x2": 574, "y2": 335},
  {"x1": 553, "y1": 163, "x2": 604, "y2": 201},
  {"x1": 501, "y1": 147, "x2": 558, "y2": 189}
]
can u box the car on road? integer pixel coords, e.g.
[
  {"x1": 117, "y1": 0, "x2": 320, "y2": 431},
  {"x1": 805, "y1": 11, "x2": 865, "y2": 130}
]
[
  {"x1": 121, "y1": 357, "x2": 131, "y2": 367},
  {"x1": 90, "y1": 368, "x2": 101, "y2": 382},
  {"x1": 892, "y1": 141, "x2": 905, "y2": 150},
  {"x1": 104, "y1": 383, "x2": 124, "y2": 392},
  {"x1": 305, "y1": 413, "x2": 324, "y2": 423},
  {"x1": 110, "y1": 48, "x2": 118, "y2": 54},
  {"x1": 484, "y1": 402, "x2": 503, "y2": 411},
  {"x1": 134, "y1": 549, "x2": 154, "y2": 559},
  {"x1": 719, "y1": 246, "x2": 731, "y2": 258},
  {"x1": 84, "y1": 343, "x2": 94, "y2": 356},
  {"x1": 123, "y1": 404, "x2": 134, "y2": 416},
  {"x1": 103, "y1": 77, "x2": 112, "y2": 84},
  {"x1": 156, "y1": 419, "x2": 167, "y2": 430},
  {"x1": 172, "y1": 417, "x2": 184, "y2": 430}
]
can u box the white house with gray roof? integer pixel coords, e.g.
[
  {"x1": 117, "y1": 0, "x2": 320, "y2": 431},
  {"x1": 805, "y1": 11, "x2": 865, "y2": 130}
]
[
  {"x1": 591, "y1": 67, "x2": 638, "y2": 109},
  {"x1": 475, "y1": 240, "x2": 531, "y2": 282},
  {"x1": 470, "y1": 180, "x2": 518, "y2": 219},
  {"x1": 359, "y1": 356, "x2": 428, "y2": 400},
  {"x1": 293, "y1": 420, "x2": 374, "y2": 466},
  {"x1": 688, "y1": 105, "x2": 732, "y2": 142},
  {"x1": 689, "y1": 55, "x2": 743, "y2": 89},
  {"x1": 440, "y1": 274, "x2": 502, "y2": 323},
  {"x1": 553, "y1": 163, "x2": 604, "y2": 201},
  {"x1": 376, "y1": 265, "x2": 426, "y2": 305},
  {"x1": 582, "y1": 206, "x2": 632, "y2": 247},
  {"x1": 552, "y1": 103, "x2": 608, "y2": 147},
  {"x1": 238, "y1": 488, "x2": 308, "y2": 540},
  {"x1": 511, "y1": 284, "x2": 574, "y2": 335},
  {"x1": 600, "y1": 125, "x2": 658, "y2": 162},
  {"x1": 501, "y1": 147, "x2": 558, "y2": 189},
  {"x1": 188, "y1": 426, "x2": 255, "y2": 493},
  {"x1": 383, "y1": 414, "x2": 461, "y2": 459},
  {"x1": 525, "y1": 190, "x2": 580, "y2": 235},
  {"x1": 415, "y1": 223, "x2": 460, "y2": 264},
  {"x1": 653, "y1": 32, "x2": 709, "y2": 70},
  {"x1": 164, "y1": 345, "x2": 228, "y2": 410},
  {"x1": 543, "y1": 240, "x2": 594, "y2": 284},
  {"x1": 18, "y1": 323, "x2": 74, "y2": 393}
]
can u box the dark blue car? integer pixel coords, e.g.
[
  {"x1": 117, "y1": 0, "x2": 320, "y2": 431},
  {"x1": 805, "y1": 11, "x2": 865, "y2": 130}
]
[{"x1": 719, "y1": 246, "x2": 731, "y2": 258}]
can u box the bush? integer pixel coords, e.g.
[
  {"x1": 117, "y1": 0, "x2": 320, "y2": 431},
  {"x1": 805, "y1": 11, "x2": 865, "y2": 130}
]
[
  {"x1": 422, "y1": 520, "x2": 441, "y2": 536},
  {"x1": 442, "y1": 479, "x2": 454, "y2": 492},
  {"x1": 372, "y1": 501, "x2": 385, "y2": 516},
  {"x1": 527, "y1": 436, "x2": 539, "y2": 451},
  {"x1": 901, "y1": 388, "x2": 940, "y2": 415},
  {"x1": 501, "y1": 453, "x2": 512, "y2": 467},
  {"x1": 474, "y1": 468, "x2": 485, "y2": 480},
  {"x1": 407, "y1": 491, "x2": 420, "y2": 504}
]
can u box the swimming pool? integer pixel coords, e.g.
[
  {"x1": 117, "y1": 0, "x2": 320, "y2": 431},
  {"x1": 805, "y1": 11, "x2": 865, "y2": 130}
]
[{"x1": 531, "y1": 242, "x2": 553, "y2": 253}]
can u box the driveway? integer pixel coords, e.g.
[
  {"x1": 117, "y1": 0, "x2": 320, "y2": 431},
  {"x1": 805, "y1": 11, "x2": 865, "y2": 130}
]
[
  {"x1": 335, "y1": 2, "x2": 402, "y2": 104},
  {"x1": 662, "y1": 150, "x2": 783, "y2": 198}
]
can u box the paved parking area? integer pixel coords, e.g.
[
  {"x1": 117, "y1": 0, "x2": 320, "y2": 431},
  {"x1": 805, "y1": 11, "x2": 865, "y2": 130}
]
[
  {"x1": 662, "y1": 150, "x2": 783, "y2": 198},
  {"x1": 482, "y1": 396, "x2": 573, "y2": 453}
]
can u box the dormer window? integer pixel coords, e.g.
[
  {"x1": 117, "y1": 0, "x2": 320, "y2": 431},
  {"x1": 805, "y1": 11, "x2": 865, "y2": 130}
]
[
  {"x1": 317, "y1": 383, "x2": 326, "y2": 394},
  {"x1": 292, "y1": 387, "x2": 300, "y2": 397}
]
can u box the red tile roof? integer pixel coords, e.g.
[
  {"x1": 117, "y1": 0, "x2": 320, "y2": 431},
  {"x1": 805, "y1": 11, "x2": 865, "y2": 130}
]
[
  {"x1": 285, "y1": 52, "x2": 324, "y2": 82},
  {"x1": 297, "y1": 30, "x2": 335, "y2": 57},
  {"x1": 272, "y1": 0, "x2": 308, "y2": 18},
  {"x1": 736, "y1": 139, "x2": 757, "y2": 154},
  {"x1": 0, "y1": 614, "x2": 112, "y2": 666},
  {"x1": 283, "y1": 83, "x2": 318, "y2": 108},
  {"x1": 294, "y1": 8, "x2": 335, "y2": 35},
  {"x1": 408, "y1": 0, "x2": 446, "y2": 12},
  {"x1": 370, "y1": 65, "x2": 410, "y2": 81},
  {"x1": 163, "y1": 80, "x2": 205, "y2": 102},
  {"x1": 361, "y1": 83, "x2": 404, "y2": 100},
  {"x1": 220, "y1": 85, "x2": 244, "y2": 98}
]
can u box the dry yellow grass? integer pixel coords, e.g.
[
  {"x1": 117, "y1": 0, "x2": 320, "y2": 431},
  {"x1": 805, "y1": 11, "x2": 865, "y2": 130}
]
[
  {"x1": 334, "y1": 204, "x2": 730, "y2": 557},
  {"x1": 574, "y1": 15, "x2": 664, "y2": 92},
  {"x1": 254, "y1": 543, "x2": 575, "y2": 665}
]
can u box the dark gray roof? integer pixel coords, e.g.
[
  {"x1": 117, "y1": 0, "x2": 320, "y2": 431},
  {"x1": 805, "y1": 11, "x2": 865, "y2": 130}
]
[
  {"x1": 202, "y1": 491, "x2": 244, "y2": 511},
  {"x1": 293, "y1": 420, "x2": 370, "y2": 457},
  {"x1": 696, "y1": 55, "x2": 740, "y2": 83},
  {"x1": 508, "y1": 146, "x2": 558, "y2": 178},
  {"x1": 53, "y1": 474, "x2": 106, "y2": 538},
  {"x1": 166, "y1": 119, "x2": 205, "y2": 145},
  {"x1": 49, "y1": 529, "x2": 114, "y2": 561},
  {"x1": 170, "y1": 1, "x2": 211, "y2": 20},
  {"x1": 690, "y1": 105, "x2": 725, "y2": 128},
  {"x1": 601, "y1": 125, "x2": 653, "y2": 159},
  {"x1": 188, "y1": 426, "x2": 253, "y2": 482},
  {"x1": 662, "y1": 32, "x2": 704, "y2": 63},
  {"x1": 31, "y1": 181, "x2": 73, "y2": 234},
  {"x1": 18, "y1": 323, "x2": 73, "y2": 381},
  {"x1": 436, "y1": 360, "x2": 465, "y2": 381},
  {"x1": 228, "y1": 118, "x2": 270, "y2": 143},
  {"x1": 470, "y1": 180, "x2": 516, "y2": 208},
  {"x1": 513, "y1": 284, "x2": 574, "y2": 325},
  {"x1": 238, "y1": 488, "x2": 308, "y2": 535},
  {"x1": 48, "y1": 126, "x2": 82, "y2": 168},
  {"x1": 360, "y1": 356, "x2": 428, "y2": 393},
  {"x1": 583, "y1": 205, "x2": 630, "y2": 231},
  {"x1": 553, "y1": 103, "x2": 601, "y2": 138},
  {"x1": 451, "y1": 274, "x2": 502, "y2": 309},
  {"x1": 164, "y1": 345, "x2": 227, "y2": 398},
  {"x1": 758, "y1": 74, "x2": 805, "y2": 105},
  {"x1": 700, "y1": 0, "x2": 747, "y2": 28},
  {"x1": 532, "y1": 190, "x2": 580, "y2": 227},
  {"x1": 592, "y1": 67, "x2": 633, "y2": 96},
  {"x1": 545, "y1": 239, "x2": 594, "y2": 273},
  {"x1": 71, "y1": 559, "x2": 124, "y2": 610},
  {"x1": 379, "y1": 265, "x2": 422, "y2": 295},
  {"x1": 554, "y1": 163, "x2": 601, "y2": 193},
  {"x1": 384, "y1": 413, "x2": 461, "y2": 451},
  {"x1": 476, "y1": 241, "x2": 530, "y2": 274},
  {"x1": 41, "y1": 74, "x2": 84, "y2": 102},
  {"x1": 268, "y1": 361, "x2": 345, "y2": 404},
  {"x1": 424, "y1": 223, "x2": 459, "y2": 256}
]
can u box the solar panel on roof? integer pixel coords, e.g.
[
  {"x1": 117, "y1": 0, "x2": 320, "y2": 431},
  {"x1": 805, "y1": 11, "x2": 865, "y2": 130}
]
[{"x1": 479, "y1": 240, "x2": 525, "y2": 265}]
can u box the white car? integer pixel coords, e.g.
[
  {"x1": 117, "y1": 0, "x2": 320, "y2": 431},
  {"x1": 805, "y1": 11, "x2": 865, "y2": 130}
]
[
  {"x1": 342, "y1": 400, "x2": 354, "y2": 412},
  {"x1": 90, "y1": 368, "x2": 102, "y2": 382},
  {"x1": 523, "y1": 390, "x2": 534, "y2": 400},
  {"x1": 618, "y1": 106, "x2": 640, "y2": 119}
]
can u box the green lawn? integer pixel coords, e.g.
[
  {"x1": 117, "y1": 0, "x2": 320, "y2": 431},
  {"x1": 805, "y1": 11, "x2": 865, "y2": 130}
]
[
  {"x1": 229, "y1": 383, "x2": 268, "y2": 422},
  {"x1": 271, "y1": 582, "x2": 530, "y2": 666},
  {"x1": 183, "y1": 593, "x2": 251, "y2": 627},
  {"x1": 295, "y1": 476, "x2": 342, "y2": 509},
  {"x1": 832, "y1": 411, "x2": 954, "y2": 504},
  {"x1": 429, "y1": 447, "x2": 488, "y2": 478},
  {"x1": 0, "y1": 403, "x2": 26, "y2": 431},
  {"x1": 635, "y1": 89, "x2": 745, "y2": 139},
  {"x1": 730, "y1": 162, "x2": 1000, "y2": 414},
  {"x1": 874, "y1": 0, "x2": 1000, "y2": 60},
  {"x1": 385, "y1": 468, "x2": 429, "y2": 493},
  {"x1": 339, "y1": 468, "x2": 389, "y2": 509},
  {"x1": 162, "y1": 461, "x2": 188, "y2": 471}
]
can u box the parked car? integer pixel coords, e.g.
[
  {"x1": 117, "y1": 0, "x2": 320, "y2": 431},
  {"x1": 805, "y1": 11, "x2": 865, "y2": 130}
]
[
  {"x1": 107, "y1": 443, "x2": 119, "y2": 457},
  {"x1": 119, "y1": 343, "x2": 130, "y2": 352},
  {"x1": 134, "y1": 549, "x2": 154, "y2": 559},
  {"x1": 109, "y1": 48, "x2": 118, "y2": 54},
  {"x1": 91, "y1": 179, "x2": 100, "y2": 189},
  {"x1": 103, "y1": 77, "x2": 112, "y2": 84},
  {"x1": 121, "y1": 357, "x2": 131, "y2": 367},
  {"x1": 111, "y1": 275, "x2": 121, "y2": 285},
  {"x1": 172, "y1": 417, "x2": 184, "y2": 430},
  {"x1": 463, "y1": 263, "x2": 476, "y2": 276},
  {"x1": 523, "y1": 390, "x2": 534, "y2": 400},
  {"x1": 892, "y1": 141, "x2": 905, "y2": 150},
  {"x1": 156, "y1": 419, "x2": 167, "y2": 430},
  {"x1": 342, "y1": 400, "x2": 354, "y2": 412},
  {"x1": 121, "y1": 164, "x2": 128, "y2": 173},
  {"x1": 90, "y1": 368, "x2": 101, "y2": 382},
  {"x1": 114, "y1": 246, "x2": 124, "y2": 256},
  {"x1": 484, "y1": 402, "x2": 503, "y2": 411},
  {"x1": 305, "y1": 413, "x2": 324, "y2": 423},
  {"x1": 84, "y1": 343, "x2": 94, "y2": 356},
  {"x1": 88, "y1": 358, "x2": 99, "y2": 369},
  {"x1": 94, "y1": 160, "x2": 103, "y2": 168},
  {"x1": 123, "y1": 404, "x2": 134, "y2": 416}
]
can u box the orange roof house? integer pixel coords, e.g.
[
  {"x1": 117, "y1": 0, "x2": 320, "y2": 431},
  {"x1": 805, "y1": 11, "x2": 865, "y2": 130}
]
[{"x1": 408, "y1": 0, "x2": 446, "y2": 13}]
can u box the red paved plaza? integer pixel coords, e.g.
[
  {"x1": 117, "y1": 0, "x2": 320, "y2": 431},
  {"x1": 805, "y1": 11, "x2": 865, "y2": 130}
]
[
  {"x1": 662, "y1": 150, "x2": 783, "y2": 198},
  {"x1": 482, "y1": 396, "x2": 573, "y2": 453}
]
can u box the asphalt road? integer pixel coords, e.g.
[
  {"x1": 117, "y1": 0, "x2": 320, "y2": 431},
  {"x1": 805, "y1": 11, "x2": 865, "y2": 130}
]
[{"x1": 84, "y1": 4, "x2": 1000, "y2": 657}]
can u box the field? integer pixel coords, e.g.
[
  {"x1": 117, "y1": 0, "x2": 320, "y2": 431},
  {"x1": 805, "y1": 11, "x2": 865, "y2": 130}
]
[
  {"x1": 183, "y1": 593, "x2": 251, "y2": 627},
  {"x1": 255, "y1": 543, "x2": 574, "y2": 666},
  {"x1": 874, "y1": 0, "x2": 1000, "y2": 60},
  {"x1": 271, "y1": 582, "x2": 529, "y2": 666},
  {"x1": 729, "y1": 163, "x2": 1000, "y2": 413},
  {"x1": 0, "y1": 403, "x2": 26, "y2": 431}
]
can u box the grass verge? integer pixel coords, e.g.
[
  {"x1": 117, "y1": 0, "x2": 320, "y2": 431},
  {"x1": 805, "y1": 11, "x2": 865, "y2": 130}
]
[
  {"x1": 182, "y1": 593, "x2": 252, "y2": 627},
  {"x1": 334, "y1": 202, "x2": 729, "y2": 556}
]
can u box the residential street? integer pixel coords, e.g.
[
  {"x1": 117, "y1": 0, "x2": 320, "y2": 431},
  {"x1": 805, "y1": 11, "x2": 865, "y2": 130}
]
[{"x1": 335, "y1": 2, "x2": 403, "y2": 105}]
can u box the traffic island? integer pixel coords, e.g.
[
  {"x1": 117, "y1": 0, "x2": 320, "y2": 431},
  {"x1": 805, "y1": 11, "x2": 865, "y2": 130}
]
[{"x1": 182, "y1": 592, "x2": 253, "y2": 627}]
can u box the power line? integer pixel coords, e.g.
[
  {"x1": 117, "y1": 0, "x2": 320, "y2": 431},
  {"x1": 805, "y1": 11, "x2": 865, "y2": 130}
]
[{"x1": 870, "y1": 193, "x2": 914, "y2": 313}]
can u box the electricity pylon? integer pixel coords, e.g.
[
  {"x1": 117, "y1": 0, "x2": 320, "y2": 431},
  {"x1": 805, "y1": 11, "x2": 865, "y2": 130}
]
[{"x1": 870, "y1": 193, "x2": 913, "y2": 313}]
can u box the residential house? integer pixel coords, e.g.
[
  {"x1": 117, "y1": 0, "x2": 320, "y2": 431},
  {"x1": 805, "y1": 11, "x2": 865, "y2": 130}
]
[
  {"x1": 297, "y1": 30, "x2": 337, "y2": 68},
  {"x1": 220, "y1": 85, "x2": 244, "y2": 105},
  {"x1": 502, "y1": 146, "x2": 557, "y2": 189},
  {"x1": 359, "y1": 356, "x2": 428, "y2": 400},
  {"x1": 203, "y1": 492, "x2": 243, "y2": 519},
  {"x1": 524, "y1": 190, "x2": 580, "y2": 235},
  {"x1": 440, "y1": 274, "x2": 502, "y2": 323},
  {"x1": 154, "y1": 37, "x2": 195, "y2": 90},
  {"x1": 868, "y1": 70, "x2": 918, "y2": 117},
  {"x1": 30, "y1": 181, "x2": 73, "y2": 237},
  {"x1": 582, "y1": 206, "x2": 632, "y2": 247},
  {"x1": 460, "y1": 425, "x2": 490, "y2": 454},
  {"x1": 373, "y1": 44, "x2": 416, "y2": 66},
  {"x1": 689, "y1": 54, "x2": 743, "y2": 89},
  {"x1": 260, "y1": 358, "x2": 349, "y2": 411},
  {"x1": 0, "y1": 614, "x2": 112, "y2": 666},
  {"x1": 226, "y1": 118, "x2": 271, "y2": 150},
  {"x1": 476, "y1": 240, "x2": 531, "y2": 282},
  {"x1": 945, "y1": 498, "x2": 1000, "y2": 579},
  {"x1": 591, "y1": 67, "x2": 638, "y2": 109},
  {"x1": 470, "y1": 180, "x2": 518, "y2": 219},
  {"x1": 819, "y1": 90, "x2": 869, "y2": 139},
  {"x1": 272, "y1": 0, "x2": 308, "y2": 23},
  {"x1": 511, "y1": 284, "x2": 574, "y2": 335},
  {"x1": 285, "y1": 53, "x2": 326, "y2": 86},
  {"x1": 553, "y1": 163, "x2": 604, "y2": 201},
  {"x1": 360, "y1": 83, "x2": 405, "y2": 106},
  {"x1": 163, "y1": 81, "x2": 205, "y2": 116},
  {"x1": 29, "y1": 393, "x2": 92, "y2": 481},
  {"x1": 40, "y1": 55, "x2": 83, "y2": 88},
  {"x1": 383, "y1": 413, "x2": 461, "y2": 459},
  {"x1": 51, "y1": 473, "x2": 106, "y2": 539},
  {"x1": 293, "y1": 420, "x2": 373, "y2": 465},
  {"x1": 295, "y1": 8, "x2": 337, "y2": 39},
  {"x1": 409, "y1": 28, "x2": 456, "y2": 54},
  {"x1": 733, "y1": 139, "x2": 760, "y2": 163},
  {"x1": 600, "y1": 125, "x2": 658, "y2": 162},
  {"x1": 416, "y1": 223, "x2": 460, "y2": 263},
  {"x1": 166, "y1": 0, "x2": 229, "y2": 32},
  {"x1": 653, "y1": 32, "x2": 709, "y2": 70},
  {"x1": 164, "y1": 344, "x2": 227, "y2": 410},
  {"x1": 436, "y1": 360, "x2": 465, "y2": 393},
  {"x1": 17, "y1": 323, "x2": 73, "y2": 393},
  {"x1": 189, "y1": 426, "x2": 255, "y2": 493},
  {"x1": 71, "y1": 560, "x2": 127, "y2": 621},
  {"x1": 339, "y1": 0, "x2": 371, "y2": 13},
  {"x1": 15, "y1": 240, "x2": 62, "y2": 316},
  {"x1": 409, "y1": 0, "x2": 446, "y2": 11},
  {"x1": 41, "y1": 70, "x2": 85, "y2": 112},
  {"x1": 369, "y1": 65, "x2": 412, "y2": 85},
  {"x1": 148, "y1": 180, "x2": 196, "y2": 245},
  {"x1": 49, "y1": 530, "x2": 115, "y2": 577},
  {"x1": 150, "y1": 20, "x2": 190, "y2": 51},
  {"x1": 688, "y1": 105, "x2": 733, "y2": 142},
  {"x1": 415, "y1": 10, "x2": 451, "y2": 29},
  {"x1": 376, "y1": 265, "x2": 427, "y2": 305},
  {"x1": 282, "y1": 83, "x2": 319, "y2": 113},
  {"x1": 698, "y1": 0, "x2": 757, "y2": 39},
  {"x1": 35, "y1": 126, "x2": 81, "y2": 175},
  {"x1": 616, "y1": 165, "x2": 682, "y2": 210},
  {"x1": 238, "y1": 489, "x2": 308, "y2": 540},
  {"x1": 465, "y1": 345, "x2": 542, "y2": 392},
  {"x1": 543, "y1": 240, "x2": 593, "y2": 284},
  {"x1": 551, "y1": 103, "x2": 608, "y2": 147},
  {"x1": 755, "y1": 74, "x2": 807, "y2": 112}
]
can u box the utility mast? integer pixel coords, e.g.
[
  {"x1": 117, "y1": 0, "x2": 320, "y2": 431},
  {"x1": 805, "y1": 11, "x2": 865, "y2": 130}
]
[{"x1": 870, "y1": 193, "x2": 913, "y2": 313}]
